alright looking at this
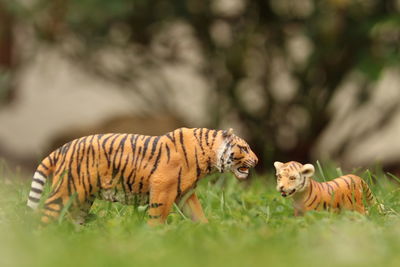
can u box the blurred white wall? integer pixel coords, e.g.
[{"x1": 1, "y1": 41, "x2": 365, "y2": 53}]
[{"x1": 313, "y1": 67, "x2": 400, "y2": 168}]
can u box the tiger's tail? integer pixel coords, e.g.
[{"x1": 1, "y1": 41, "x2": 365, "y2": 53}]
[
  {"x1": 361, "y1": 179, "x2": 385, "y2": 213},
  {"x1": 27, "y1": 154, "x2": 55, "y2": 210}
]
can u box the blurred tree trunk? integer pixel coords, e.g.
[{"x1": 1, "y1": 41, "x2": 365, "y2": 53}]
[
  {"x1": 0, "y1": 1, "x2": 15, "y2": 104},
  {"x1": 35, "y1": 0, "x2": 68, "y2": 41}
]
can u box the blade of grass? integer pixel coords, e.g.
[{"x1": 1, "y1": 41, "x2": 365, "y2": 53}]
[{"x1": 316, "y1": 161, "x2": 326, "y2": 181}]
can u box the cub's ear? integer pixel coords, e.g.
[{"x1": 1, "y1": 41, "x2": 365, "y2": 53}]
[
  {"x1": 222, "y1": 128, "x2": 234, "y2": 138},
  {"x1": 274, "y1": 161, "x2": 284, "y2": 170},
  {"x1": 301, "y1": 164, "x2": 315, "y2": 178}
]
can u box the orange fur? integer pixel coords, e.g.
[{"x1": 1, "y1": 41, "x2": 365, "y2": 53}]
[
  {"x1": 27, "y1": 128, "x2": 258, "y2": 225},
  {"x1": 274, "y1": 161, "x2": 376, "y2": 215}
]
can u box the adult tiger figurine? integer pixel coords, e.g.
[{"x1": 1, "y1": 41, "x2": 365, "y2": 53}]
[
  {"x1": 27, "y1": 127, "x2": 258, "y2": 225},
  {"x1": 274, "y1": 161, "x2": 378, "y2": 215}
]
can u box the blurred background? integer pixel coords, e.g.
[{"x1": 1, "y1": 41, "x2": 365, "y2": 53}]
[{"x1": 0, "y1": 0, "x2": 399, "y2": 175}]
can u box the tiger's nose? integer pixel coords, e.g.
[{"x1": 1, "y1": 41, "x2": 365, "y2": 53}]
[
  {"x1": 252, "y1": 155, "x2": 258, "y2": 166},
  {"x1": 279, "y1": 186, "x2": 284, "y2": 192}
]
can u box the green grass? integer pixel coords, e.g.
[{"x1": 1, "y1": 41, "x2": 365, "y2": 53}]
[{"x1": 1, "y1": 164, "x2": 400, "y2": 267}]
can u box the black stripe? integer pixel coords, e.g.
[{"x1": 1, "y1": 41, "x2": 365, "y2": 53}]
[
  {"x1": 148, "y1": 215, "x2": 161, "y2": 219},
  {"x1": 210, "y1": 130, "x2": 218, "y2": 149},
  {"x1": 33, "y1": 178, "x2": 45, "y2": 186},
  {"x1": 115, "y1": 134, "x2": 128, "y2": 170},
  {"x1": 299, "y1": 177, "x2": 307, "y2": 190},
  {"x1": 148, "y1": 136, "x2": 160, "y2": 161},
  {"x1": 48, "y1": 154, "x2": 54, "y2": 166},
  {"x1": 304, "y1": 180, "x2": 314, "y2": 203},
  {"x1": 148, "y1": 145, "x2": 163, "y2": 179},
  {"x1": 35, "y1": 170, "x2": 47, "y2": 178},
  {"x1": 179, "y1": 129, "x2": 189, "y2": 167},
  {"x1": 339, "y1": 177, "x2": 351, "y2": 189},
  {"x1": 101, "y1": 134, "x2": 116, "y2": 167},
  {"x1": 165, "y1": 143, "x2": 171, "y2": 163},
  {"x1": 138, "y1": 176, "x2": 144, "y2": 194},
  {"x1": 177, "y1": 167, "x2": 182, "y2": 196},
  {"x1": 28, "y1": 196, "x2": 40, "y2": 202},
  {"x1": 138, "y1": 136, "x2": 152, "y2": 168},
  {"x1": 166, "y1": 132, "x2": 177, "y2": 152},
  {"x1": 205, "y1": 129, "x2": 211, "y2": 147},
  {"x1": 86, "y1": 135, "x2": 95, "y2": 194},
  {"x1": 44, "y1": 206, "x2": 60, "y2": 213},
  {"x1": 45, "y1": 197, "x2": 63, "y2": 207},
  {"x1": 348, "y1": 176, "x2": 356, "y2": 187},
  {"x1": 149, "y1": 203, "x2": 163, "y2": 208},
  {"x1": 77, "y1": 136, "x2": 88, "y2": 197},
  {"x1": 54, "y1": 142, "x2": 71, "y2": 176},
  {"x1": 332, "y1": 180, "x2": 340, "y2": 188},
  {"x1": 195, "y1": 147, "x2": 201, "y2": 179},
  {"x1": 326, "y1": 183, "x2": 334, "y2": 195},
  {"x1": 127, "y1": 135, "x2": 139, "y2": 188},
  {"x1": 199, "y1": 128, "x2": 205, "y2": 153},
  {"x1": 130, "y1": 146, "x2": 143, "y2": 189},
  {"x1": 207, "y1": 157, "x2": 212, "y2": 173},
  {"x1": 119, "y1": 149, "x2": 130, "y2": 179},
  {"x1": 108, "y1": 134, "x2": 121, "y2": 158},
  {"x1": 347, "y1": 195, "x2": 353, "y2": 204},
  {"x1": 307, "y1": 195, "x2": 318, "y2": 208},
  {"x1": 31, "y1": 187, "x2": 42, "y2": 194},
  {"x1": 40, "y1": 162, "x2": 49, "y2": 170}
]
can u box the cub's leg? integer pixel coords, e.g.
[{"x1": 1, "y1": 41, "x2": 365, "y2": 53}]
[
  {"x1": 148, "y1": 182, "x2": 178, "y2": 226},
  {"x1": 181, "y1": 193, "x2": 208, "y2": 223}
]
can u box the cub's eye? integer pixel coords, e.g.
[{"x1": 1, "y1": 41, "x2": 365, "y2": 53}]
[
  {"x1": 276, "y1": 174, "x2": 282, "y2": 180},
  {"x1": 289, "y1": 176, "x2": 296, "y2": 181}
]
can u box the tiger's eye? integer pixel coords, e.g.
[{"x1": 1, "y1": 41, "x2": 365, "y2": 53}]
[{"x1": 289, "y1": 176, "x2": 296, "y2": 181}]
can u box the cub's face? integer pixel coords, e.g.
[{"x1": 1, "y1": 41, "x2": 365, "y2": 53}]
[{"x1": 274, "y1": 161, "x2": 315, "y2": 197}]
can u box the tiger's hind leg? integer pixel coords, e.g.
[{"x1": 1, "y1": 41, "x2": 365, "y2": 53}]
[
  {"x1": 41, "y1": 196, "x2": 64, "y2": 224},
  {"x1": 70, "y1": 196, "x2": 96, "y2": 225}
]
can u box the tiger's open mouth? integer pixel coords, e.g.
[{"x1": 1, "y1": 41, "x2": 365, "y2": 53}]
[
  {"x1": 234, "y1": 166, "x2": 250, "y2": 179},
  {"x1": 237, "y1": 166, "x2": 249, "y2": 174},
  {"x1": 281, "y1": 189, "x2": 296, "y2": 197}
]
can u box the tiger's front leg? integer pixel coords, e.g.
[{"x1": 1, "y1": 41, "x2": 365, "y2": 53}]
[
  {"x1": 181, "y1": 193, "x2": 208, "y2": 223},
  {"x1": 147, "y1": 181, "x2": 178, "y2": 226}
]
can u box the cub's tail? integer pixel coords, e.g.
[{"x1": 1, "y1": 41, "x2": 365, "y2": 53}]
[
  {"x1": 27, "y1": 154, "x2": 55, "y2": 210},
  {"x1": 361, "y1": 179, "x2": 385, "y2": 213}
]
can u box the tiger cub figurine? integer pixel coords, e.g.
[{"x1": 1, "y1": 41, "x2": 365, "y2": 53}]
[
  {"x1": 274, "y1": 161, "x2": 377, "y2": 215},
  {"x1": 27, "y1": 127, "x2": 258, "y2": 225}
]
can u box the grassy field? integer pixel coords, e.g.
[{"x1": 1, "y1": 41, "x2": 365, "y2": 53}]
[{"x1": 1, "y1": 163, "x2": 400, "y2": 267}]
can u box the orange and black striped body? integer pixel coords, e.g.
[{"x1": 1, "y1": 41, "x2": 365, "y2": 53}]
[
  {"x1": 27, "y1": 128, "x2": 258, "y2": 225},
  {"x1": 274, "y1": 161, "x2": 376, "y2": 216},
  {"x1": 295, "y1": 175, "x2": 374, "y2": 215}
]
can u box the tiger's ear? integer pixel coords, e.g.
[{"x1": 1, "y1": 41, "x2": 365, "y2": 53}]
[
  {"x1": 301, "y1": 164, "x2": 315, "y2": 178},
  {"x1": 274, "y1": 161, "x2": 284, "y2": 170},
  {"x1": 222, "y1": 128, "x2": 234, "y2": 138}
]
